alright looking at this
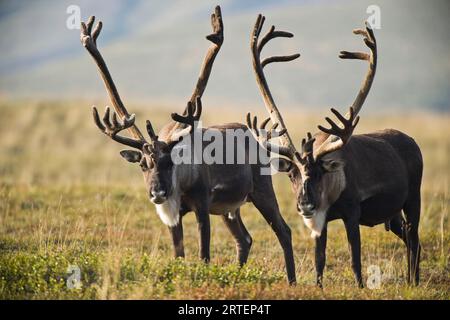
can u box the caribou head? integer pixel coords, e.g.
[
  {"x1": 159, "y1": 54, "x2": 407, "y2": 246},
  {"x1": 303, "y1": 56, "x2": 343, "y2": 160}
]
[
  {"x1": 92, "y1": 98, "x2": 201, "y2": 204},
  {"x1": 272, "y1": 107, "x2": 359, "y2": 220},
  {"x1": 80, "y1": 7, "x2": 222, "y2": 205}
]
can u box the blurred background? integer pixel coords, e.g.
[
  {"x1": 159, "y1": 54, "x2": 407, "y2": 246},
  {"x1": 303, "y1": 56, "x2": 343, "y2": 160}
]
[{"x1": 0, "y1": 0, "x2": 449, "y2": 111}]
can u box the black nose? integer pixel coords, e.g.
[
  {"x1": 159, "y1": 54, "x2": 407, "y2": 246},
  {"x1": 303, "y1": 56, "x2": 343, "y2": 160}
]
[
  {"x1": 300, "y1": 200, "x2": 315, "y2": 211},
  {"x1": 151, "y1": 190, "x2": 166, "y2": 198}
]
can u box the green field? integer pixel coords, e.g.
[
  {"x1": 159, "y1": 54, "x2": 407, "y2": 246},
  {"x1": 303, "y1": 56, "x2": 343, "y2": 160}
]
[{"x1": 0, "y1": 100, "x2": 448, "y2": 299}]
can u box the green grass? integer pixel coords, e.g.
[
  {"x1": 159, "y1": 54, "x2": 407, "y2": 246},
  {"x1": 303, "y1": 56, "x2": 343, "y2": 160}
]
[{"x1": 0, "y1": 100, "x2": 448, "y2": 299}]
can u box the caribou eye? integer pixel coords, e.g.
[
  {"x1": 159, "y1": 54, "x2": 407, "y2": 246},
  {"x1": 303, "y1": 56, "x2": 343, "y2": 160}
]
[
  {"x1": 139, "y1": 157, "x2": 150, "y2": 171},
  {"x1": 321, "y1": 159, "x2": 343, "y2": 172}
]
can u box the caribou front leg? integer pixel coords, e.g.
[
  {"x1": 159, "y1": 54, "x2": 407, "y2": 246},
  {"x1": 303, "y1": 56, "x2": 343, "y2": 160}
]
[
  {"x1": 315, "y1": 223, "x2": 328, "y2": 288},
  {"x1": 195, "y1": 203, "x2": 211, "y2": 263},
  {"x1": 168, "y1": 214, "x2": 185, "y2": 258}
]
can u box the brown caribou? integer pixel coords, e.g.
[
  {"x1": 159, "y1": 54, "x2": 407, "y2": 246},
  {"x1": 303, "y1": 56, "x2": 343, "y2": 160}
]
[
  {"x1": 80, "y1": 7, "x2": 297, "y2": 284},
  {"x1": 247, "y1": 16, "x2": 423, "y2": 287}
]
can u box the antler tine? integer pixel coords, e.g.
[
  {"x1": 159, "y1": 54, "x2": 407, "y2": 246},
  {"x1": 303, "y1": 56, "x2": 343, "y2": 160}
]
[
  {"x1": 261, "y1": 54, "x2": 301, "y2": 69},
  {"x1": 339, "y1": 22, "x2": 376, "y2": 61},
  {"x1": 193, "y1": 96, "x2": 202, "y2": 120},
  {"x1": 339, "y1": 21, "x2": 377, "y2": 117},
  {"x1": 246, "y1": 113, "x2": 292, "y2": 159},
  {"x1": 252, "y1": 14, "x2": 265, "y2": 43},
  {"x1": 260, "y1": 117, "x2": 271, "y2": 130},
  {"x1": 85, "y1": 16, "x2": 95, "y2": 35},
  {"x1": 317, "y1": 107, "x2": 359, "y2": 147},
  {"x1": 92, "y1": 106, "x2": 145, "y2": 150},
  {"x1": 170, "y1": 96, "x2": 203, "y2": 136},
  {"x1": 297, "y1": 132, "x2": 315, "y2": 164},
  {"x1": 205, "y1": 5, "x2": 224, "y2": 46},
  {"x1": 301, "y1": 133, "x2": 315, "y2": 154},
  {"x1": 258, "y1": 25, "x2": 294, "y2": 52},
  {"x1": 253, "y1": 15, "x2": 301, "y2": 69},
  {"x1": 146, "y1": 120, "x2": 158, "y2": 141},
  {"x1": 92, "y1": 106, "x2": 106, "y2": 132}
]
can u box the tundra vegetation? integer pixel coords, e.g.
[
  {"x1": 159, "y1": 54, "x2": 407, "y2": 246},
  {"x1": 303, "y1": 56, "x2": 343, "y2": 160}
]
[{"x1": 0, "y1": 99, "x2": 448, "y2": 299}]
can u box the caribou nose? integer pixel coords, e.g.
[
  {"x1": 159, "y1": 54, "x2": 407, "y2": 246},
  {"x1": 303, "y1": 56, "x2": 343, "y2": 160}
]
[
  {"x1": 300, "y1": 199, "x2": 315, "y2": 211},
  {"x1": 299, "y1": 201, "x2": 315, "y2": 217},
  {"x1": 152, "y1": 190, "x2": 166, "y2": 198},
  {"x1": 150, "y1": 190, "x2": 167, "y2": 204}
]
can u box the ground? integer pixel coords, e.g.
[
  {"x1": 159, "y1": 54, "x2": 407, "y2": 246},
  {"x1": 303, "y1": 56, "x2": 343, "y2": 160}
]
[{"x1": 0, "y1": 100, "x2": 448, "y2": 299}]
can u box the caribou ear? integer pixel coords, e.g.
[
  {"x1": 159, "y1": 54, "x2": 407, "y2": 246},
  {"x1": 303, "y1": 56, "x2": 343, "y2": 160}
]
[
  {"x1": 271, "y1": 158, "x2": 293, "y2": 173},
  {"x1": 321, "y1": 159, "x2": 344, "y2": 172},
  {"x1": 119, "y1": 150, "x2": 142, "y2": 163}
]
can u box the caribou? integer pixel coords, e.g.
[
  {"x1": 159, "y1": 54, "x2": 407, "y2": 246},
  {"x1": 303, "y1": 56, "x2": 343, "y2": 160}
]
[
  {"x1": 247, "y1": 16, "x2": 423, "y2": 287},
  {"x1": 80, "y1": 7, "x2": 297, "y2": 284}
]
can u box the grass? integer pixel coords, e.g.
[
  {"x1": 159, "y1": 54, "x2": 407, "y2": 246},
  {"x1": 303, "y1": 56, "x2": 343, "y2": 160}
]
[{"x1": 0, "y1": 99, "x2": 448, "y2": 299}]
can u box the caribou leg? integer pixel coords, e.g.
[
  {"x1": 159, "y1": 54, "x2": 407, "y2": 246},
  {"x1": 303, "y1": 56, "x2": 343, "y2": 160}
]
[
  {"x1": 168, "y1": 214, "x2": 185, "y2": 258},
  {"x1": 195, "y1": 204, "x2": 211, "y2": 263},
  {"x1": 403, "y1": 193, "x2": 421, "y2": 286},
  {"x1": 344, "y1": 213, "x2": 363, "y2": 288},
  {"x1": 249, "y1": 182, "x2": 296, "y2": 285},
  {"x1": 388, "y1": 214, "x2": 412, "y2": 282},
  {"x1": 315, "y1": 223, "x2": 328, "y2": 288},
  {"x1": 388, "y1": 214, "x2": 408, "y2": 244},
  {"x1": 221, "y1": 209, "x2": 253, "y2": 266}
]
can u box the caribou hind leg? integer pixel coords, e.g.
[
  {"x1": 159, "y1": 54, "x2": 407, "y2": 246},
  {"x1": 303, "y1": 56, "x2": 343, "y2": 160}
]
[
  {"x1": 388, "y1": 214, "x2": 412, "y2": 282},
  {"x1": 221, "y1": 209, "x2": 253, "y2": 266},
  {"x1": 403, "y1": 193, "x2": 421, "y2": 286}
]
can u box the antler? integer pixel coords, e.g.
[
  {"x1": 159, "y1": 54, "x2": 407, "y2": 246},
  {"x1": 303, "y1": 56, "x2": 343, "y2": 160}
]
[
  {"x1": 339, "y1": 21, "x2": 377, "y2": 118},
  {"x1": 169, "y1": 97, "x2": 203, "y2": 141},
  {"x1": 92, "y1": 106, "x2": 146, "y2": 149},
  {"x1": 311, "y1": 22, "x2": 376, "y2": 160},
  {"x1": 246, "y1": 113, "x2": 293, "y2": 158},
  {"x1": 314, "y1": 107, "x2": 360, "y2": 158},
  {"x1": 165, "y1": 6, "x2": 224, "y2": 139},
  {"x1": 189, "y1": 5, "x2": 224, "y2": 103},
  {"x1": 81, "y1": 16, "x2": 145, "y2": 142},
  {"x1": 298, "y1": 132, "x2": 316, "y2": 165},
  {"x1": 250, "y1": 14, "x2": 300, "y2": 159}
]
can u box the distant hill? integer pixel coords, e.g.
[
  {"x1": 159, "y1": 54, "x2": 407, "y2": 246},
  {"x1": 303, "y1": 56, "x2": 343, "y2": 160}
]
[{"x1": 0, "y1": 0, "x2": 449, "y2": 112}]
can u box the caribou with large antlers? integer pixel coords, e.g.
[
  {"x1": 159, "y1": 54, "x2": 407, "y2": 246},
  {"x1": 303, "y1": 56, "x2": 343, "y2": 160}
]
[
  {"x1": 247, "y1": 17, "x2": 423, "y2": 287},
  {"x1": 80, "y1": 7, "x2": 296, "y2": 284}
]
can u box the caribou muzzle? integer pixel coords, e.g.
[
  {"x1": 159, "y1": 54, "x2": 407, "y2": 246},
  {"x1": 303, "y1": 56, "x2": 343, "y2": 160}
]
[
  {"x1": 150, "y1": 190, "x2": 167, "y2": 204},
  {"x1": 299, "y1": 179, "x2": 316, "y2": 217}
]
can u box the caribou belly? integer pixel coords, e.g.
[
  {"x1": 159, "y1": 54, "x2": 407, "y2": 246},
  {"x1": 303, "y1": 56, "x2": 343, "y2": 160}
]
[
  {"x1": 360, "y1": 192, "x2": 406, "y2": 226},
  {"x1": 209, "y1": 199, "x2": 247, "y2": 217}
]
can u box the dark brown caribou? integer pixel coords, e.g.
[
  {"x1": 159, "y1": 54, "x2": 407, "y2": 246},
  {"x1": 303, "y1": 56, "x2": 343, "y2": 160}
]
[
  {"x1": 247, "y1": 16, "x2": 423, "y2": 287},
  {"x1": 80, "y1": 7, "x2": 297, "y2": 284}
]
